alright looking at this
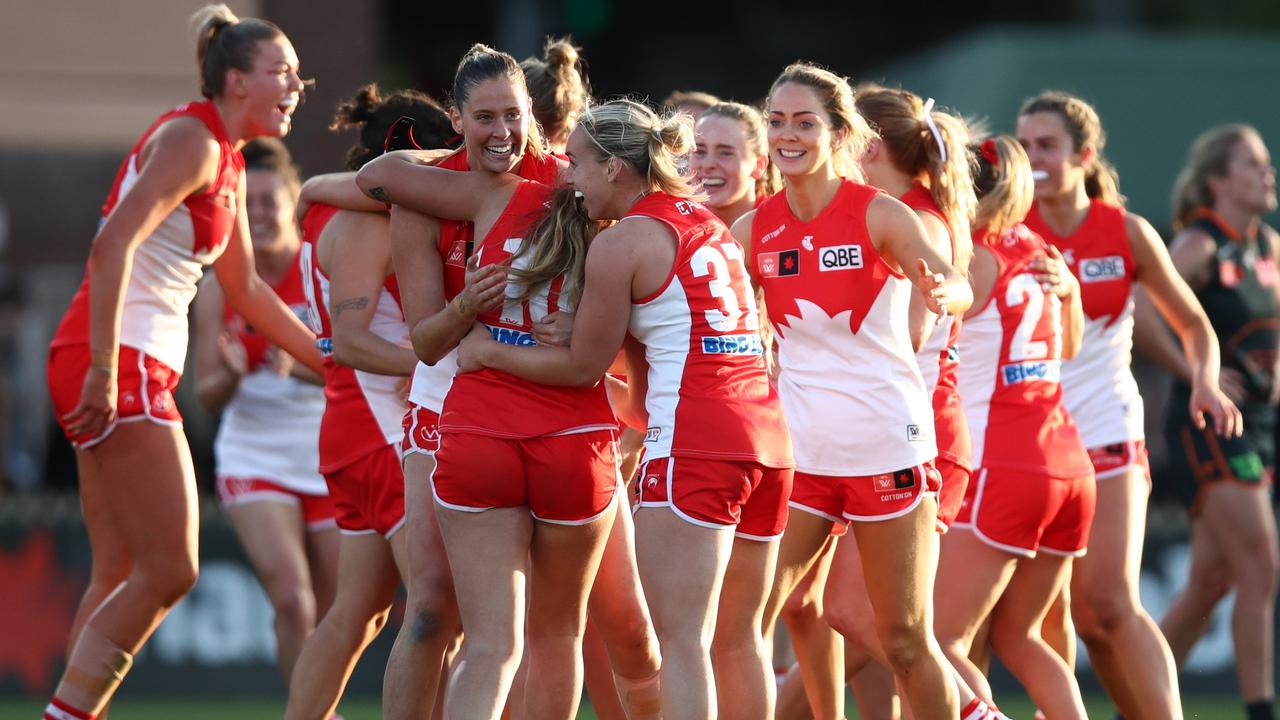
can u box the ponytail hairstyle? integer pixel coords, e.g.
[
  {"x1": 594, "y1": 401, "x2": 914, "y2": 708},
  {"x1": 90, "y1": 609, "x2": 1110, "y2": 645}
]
[
  {"x1": 508, "y1": 189, "x2": 610, "y2": 310},
  {"x1": 972, "y1": 135, "x2": 1035, "y2": 241},
  {"x1": 577, "y1": 99, "x2": 701, "y2": 198},
  {"x1": 329, "y1": 83, "x2": 454, "y2": 171},
  {"x1": 701, "y1": 101, "x2": 782, "y2": 198},
  {"x1": 191, "y1": 4, "x2": 286, "y2": 100},
  {"x1": 1019, "y1": 91, "x2": 1125, "y2": 207},
  {"x1": 241, "y1": 137, "x2": 301, "y2": 199},
  {"x1": 855, "y1": 86, "x2": 976, "y2": 271},
  {"x1": 1171, "y1": 123, "x2": 1258, "y2": 231},
  {"x1": 521, "y1": 37, "x2": 591, "y2": 147},
  {"x1": 767, "y1": 63, "x2": 876, "y2": 182},
  {"x1": 452, "y1": 43, "x2": 547, "y2": 160}
]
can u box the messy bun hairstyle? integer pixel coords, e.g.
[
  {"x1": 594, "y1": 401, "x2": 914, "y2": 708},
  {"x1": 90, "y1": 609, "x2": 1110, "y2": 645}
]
[
  {"x1": 329, "y1": 83, "x2": 455, "y2": 171},
  {"x1": 521, "y1": 37, "x2": 591, "y2": 146},
  {"x1": 577, "y1": 99, "x2": 701, "y2": 198}
]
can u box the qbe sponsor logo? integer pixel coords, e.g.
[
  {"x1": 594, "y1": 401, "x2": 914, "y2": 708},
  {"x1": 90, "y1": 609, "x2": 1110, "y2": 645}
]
[
  {"x1": 1078, "y1": 255, "x2": 1125, "y2": 283},
  {"x1": 819, "y1": 244, "x2": 863, "y2": 271}
]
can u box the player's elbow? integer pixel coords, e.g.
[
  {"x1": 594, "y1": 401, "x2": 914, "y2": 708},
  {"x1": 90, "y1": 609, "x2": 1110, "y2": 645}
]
[{"x1": 355, "y1": 158, "x2": 390, "y2": 198}]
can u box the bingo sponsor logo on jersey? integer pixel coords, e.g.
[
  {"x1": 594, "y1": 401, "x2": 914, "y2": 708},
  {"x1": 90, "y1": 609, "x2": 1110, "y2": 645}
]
[
  {"x1": 485, "y1": 325, "x2": 537, "y2": 346},
  {"x1": 1001, "y1": 359, "x2": 1062, "y2": 385},
  {"x1": 757, "y1": 249, "x2": 800, "y2": 278},
  {"x1": 1078, "y1": 255, "x2": 1125, "y2": 283},
  {"x1": 701, "y1": 334, "x2": 763, "y2": 355},
  {"x1": 819, "y1": 244, "x2": 863, "y2": 272}
]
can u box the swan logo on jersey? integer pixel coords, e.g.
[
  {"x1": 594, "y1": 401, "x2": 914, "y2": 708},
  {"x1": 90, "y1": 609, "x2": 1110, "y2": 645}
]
[
  {"x1": 446, "y1": 239, "x2": 468, "y2": 268},
  {"x1": 701, "y1": 334, "x2": 764, "y2": 355},
  {"x1": 759, "y1": 223, "x2": 787, "y2": 245},
  {"x1": 758, "y1": 249, "x2": 800, "y2": 278},
  {"x1": 1001, "y1": 359, "x2": 1061, "y2": 385},
  {"x1": 819, "y1": 245, "x2": 863, "y2": 272},
  {"x1": 1078, "y1": 256, "x2": 1125, "y2": 283},
  {"x1": 486, "y1": 325, "x2": 537, "y2": 346}
]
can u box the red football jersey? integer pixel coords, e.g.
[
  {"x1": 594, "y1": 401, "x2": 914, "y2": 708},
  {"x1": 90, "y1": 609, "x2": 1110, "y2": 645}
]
[
  {"x1": 438, "y1": 180, "x2": 616, "y2": 439},
  {"x1": 222, "y1": 249, "x2": 306, "y2": 372},
  {"x1": 958, "y1": 223, "x2": 1092, "y2": 476},
  {"x1": 751, "y1": 180, "x2": 934, "y2": 475},
  {"x1": 52, "y1": 100, "x2": 244, "y2": 373},
  {"x1": 299, "y1": 203, "x2": 408, "y2": 473},
  {"x1": 628, "y1": 192, "x2": 792, "y2": 468},
  {"x1": 900, "y1": 183, "x2": 970, "y2": 470}
]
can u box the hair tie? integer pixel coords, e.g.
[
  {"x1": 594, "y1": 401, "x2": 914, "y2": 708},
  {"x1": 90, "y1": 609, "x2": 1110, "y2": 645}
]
[
  {"x1": 980, "y1": 138, "x2": 999, "y2": 165},
  {"x1": 921, "y1": 98, "x2": 947, "y2": 164}
]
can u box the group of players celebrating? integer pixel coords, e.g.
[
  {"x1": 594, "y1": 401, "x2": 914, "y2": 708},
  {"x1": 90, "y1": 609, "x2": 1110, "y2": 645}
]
[{"x1": 40, "y1": 4, "x2": 1280, "y2": 720}]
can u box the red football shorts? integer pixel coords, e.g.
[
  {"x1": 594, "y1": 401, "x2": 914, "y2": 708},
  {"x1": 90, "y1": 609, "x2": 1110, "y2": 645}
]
[
  {"x1": 324, "y1": 444, "x2": 406, "y2": 537},
  {"x1": 1087, "y1": 440, "x2": 1151, "y2": 482},
  {"x1": 48, "y1": 344, "x2": 182, "y2": 449},
  {"x1": 400, "y1": 402, "x2": 441, "y2": 457},
  {"x1": 635, "y1": 455, "x2": 793, "y2": 540},
  {"x1": 432, "y1": 430, "x2": 617, "y2": 525},
  {"x1": 963, "y1": 466, "x2": 1096, "y2": 557},
  {"x1": 217, "y1": 475, "x2": 338, "y2": 531},
  {"x1": 935, "y1": 457, "x2": 972, "y2": 533},
  {"x1": 789, "y1": 462, "x2": 942, "y2": 526}
]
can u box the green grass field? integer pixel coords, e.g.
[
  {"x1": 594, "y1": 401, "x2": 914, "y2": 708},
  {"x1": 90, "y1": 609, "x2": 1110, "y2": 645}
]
[{"x1": 0, "y1": 694, "x2": 1244, "y2": 719}]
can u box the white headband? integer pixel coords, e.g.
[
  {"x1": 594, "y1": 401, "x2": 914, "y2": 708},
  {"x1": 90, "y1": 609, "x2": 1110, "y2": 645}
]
[{"x1": 921, "y1": 97, "x2": 947, "y2": 164}]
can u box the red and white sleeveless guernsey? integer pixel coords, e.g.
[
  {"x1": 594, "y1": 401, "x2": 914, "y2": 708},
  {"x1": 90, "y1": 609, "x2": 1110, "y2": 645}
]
[
  {"x1": 51, "y1": 100, "x2": 243, "y2": 372},
  {"x1": 627, "y1": 193, "x2": 791, "y2": 467},
  {"x1": 405, "y1": 150, "x2": 562, "y2": 422},
  {"x1": 751, "y1": 181, "x2": 935, "y2": 475},
  {"x1": 958, "y1": 224, "x2": 1093, "y2": 478},
  {"x1": 438, "y1": 180, "x2": 616, "y2": 438},
  {"x1": 1024, "y1": 201, "x2": 1143, "y2": 451},
  {"x1": 900, "y1": 183, "x2": 971, "y2": 472},
  {"x1": 214, "y1": 254, "x2": 326, "y2": 497},
  {"x1": 299, "y1": 203, "x2": 409, "y2": 473}
]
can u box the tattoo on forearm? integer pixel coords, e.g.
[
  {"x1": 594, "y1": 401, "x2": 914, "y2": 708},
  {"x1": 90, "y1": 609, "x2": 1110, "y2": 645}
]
[
  {"x1": 333, "y1": 297, "x2": 370, "y2": 318},
  {"x1": 368, "y1": 186, "x2": 390, "y2": 202}
]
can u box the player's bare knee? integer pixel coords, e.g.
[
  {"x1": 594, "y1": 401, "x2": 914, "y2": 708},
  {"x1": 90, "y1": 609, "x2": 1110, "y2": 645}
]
[
  {"x1": 780, "y1": 593, "x2": 821, "y2": 630},
  {"x1": 272, "y1": 587, "x2": 317, "y2": 633},
  {"x1": 876, "y1": 618, "x2": 929, "y2": 674},
  {"x1": 1074, "y1": 586, "x2": 1136, "y2": 639}
]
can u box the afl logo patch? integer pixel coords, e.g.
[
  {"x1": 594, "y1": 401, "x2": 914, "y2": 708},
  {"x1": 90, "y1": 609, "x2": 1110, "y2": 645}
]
[
  {"x1": 645, "y1": 427, "x2": 661, "y2": 442},
  {"x1": 758, "y1": 249, "x2": 800, "y2": 278},
  {"x1": 819, "y1": 244, "x2": 863, "y2": 272},
  {"x1": 1078, "y1": 256, "x2": 1125, "y2": 283}
]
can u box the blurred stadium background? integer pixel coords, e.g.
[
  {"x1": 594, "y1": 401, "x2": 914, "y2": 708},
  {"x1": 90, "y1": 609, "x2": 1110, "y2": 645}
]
[{"x1": 3, "y1": 0, "x2": 1280, "y2": 716}]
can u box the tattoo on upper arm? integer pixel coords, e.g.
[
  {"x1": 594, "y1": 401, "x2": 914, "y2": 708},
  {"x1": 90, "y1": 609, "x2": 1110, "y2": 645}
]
[
  {"x1": 333, "y1": 297, "x2": 370, "y2": 318},
  {"x1": 368, "y1": 186, "x2": 389, "y2": 202}
]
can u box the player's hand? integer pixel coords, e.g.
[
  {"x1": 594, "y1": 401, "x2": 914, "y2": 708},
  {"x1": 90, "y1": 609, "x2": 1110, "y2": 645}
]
[
  {"x1": 217, "y1": 332, "x2": 249, "y2": 376},
  {"x1": 265, "y1": 345, "x2": 295, "y2": 378},
  {"x1": 916, "y1": 258, "x2": 951, "y2": 315},
  {"x1": 63, "y1": 366, "x2": 117, "y2": 438},
  {"x1": 456, "y1": 323, "x2": 495, "y2": 373},
  {"x1": 533, "y1": 311, "x2": 574, "y2": 347},
  {"x1": 1029, "y1": 244, "x2": 1076, "y2": 298},
  {"x1": 455, "y1": 254, "x2": 507, "y2": 320},
  {"x1": 1190, "y1": 378, "x2": 1244, "y2": 438}
]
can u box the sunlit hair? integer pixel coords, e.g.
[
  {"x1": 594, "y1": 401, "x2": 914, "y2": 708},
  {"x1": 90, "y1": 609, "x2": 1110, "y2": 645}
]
[
  {"x1": 1019, "y1": 91, "x2": 1124, "y2": 207},
  {"x1": 329, "y1": 83, "x2": 454, "y2": 171},
  {"x1": 241, "y1": 137, "x2": 300, "y2": 199},
  {"x1": 701, "y1": 102, "x2": 782, "y2": 199},
  {"x1": 662, "y1": 90, "x2": 721, "y2": 115},
  {"x1": 855, "y1": 85, "x2": 976, "y2": 271},
  {"x1": 1171, "y1": 124, "x2": 1261, "y2": 232},
  {"x1": 577, "y1": 99, "x2": 702, "y2": 198},
  {"x1": 767, "y1": 63, "x2": 876, "y2": 182},
  {"x1": 191, "y1": 4, "x2": 285, "y2": 100},
  {"x1": 521, "y1": 37, "x2": 591, "y2": 147},
  {"x1": 508, "y1": 189, "x2": 610, "y2": 310},
  {"x1": 452, "y1": 43, "x2": 546, "y2": 159},
  {"x1": 972, "y1": 135, "x2": 1035, "y2": 240}
]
